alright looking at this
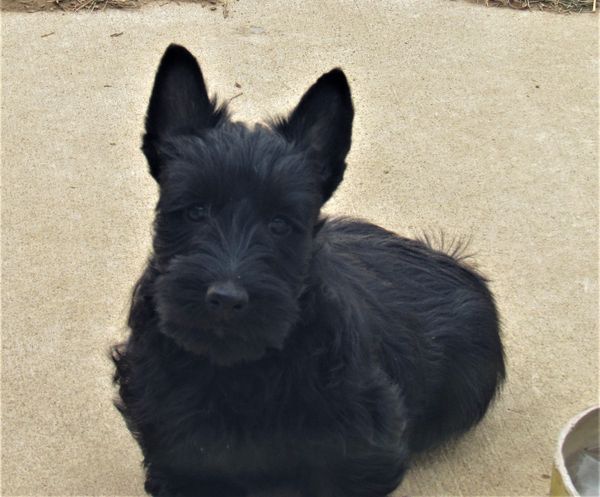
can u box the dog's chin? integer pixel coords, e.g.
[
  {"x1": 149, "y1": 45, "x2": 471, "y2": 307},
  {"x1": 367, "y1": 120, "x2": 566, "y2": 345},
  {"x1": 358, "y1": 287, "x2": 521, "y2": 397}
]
[
  {"x1": 187, "y1": 337, "x2": 274, "y2": 367},
  {"x1": 159, "y1": 323, "x2": 290, "y2": 367}
]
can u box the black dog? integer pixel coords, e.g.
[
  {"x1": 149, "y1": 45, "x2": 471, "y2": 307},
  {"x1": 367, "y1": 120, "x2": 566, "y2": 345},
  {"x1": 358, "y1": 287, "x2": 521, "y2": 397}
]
[{"x1": 112, "y1": 44, "x2": 505, "y2": 497}]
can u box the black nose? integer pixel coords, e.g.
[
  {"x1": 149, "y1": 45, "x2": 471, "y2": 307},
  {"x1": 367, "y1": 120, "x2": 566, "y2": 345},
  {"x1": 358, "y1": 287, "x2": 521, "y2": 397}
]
[{"x1": 205, "y1": 281, "x2": 249, "y2": 314}]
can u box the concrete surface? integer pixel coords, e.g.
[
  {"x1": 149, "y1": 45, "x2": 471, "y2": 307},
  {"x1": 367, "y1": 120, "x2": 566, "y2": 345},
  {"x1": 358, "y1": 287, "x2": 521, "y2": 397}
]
[{"x1": 1, "y1": 1, "x2": 598, "y2": 495}]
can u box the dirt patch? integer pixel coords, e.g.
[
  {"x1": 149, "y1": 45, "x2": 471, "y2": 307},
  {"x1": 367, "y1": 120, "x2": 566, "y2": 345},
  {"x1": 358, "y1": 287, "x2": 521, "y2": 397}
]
[{"x1": 0, "y1": 0, "x2": 228, "y2": 12}]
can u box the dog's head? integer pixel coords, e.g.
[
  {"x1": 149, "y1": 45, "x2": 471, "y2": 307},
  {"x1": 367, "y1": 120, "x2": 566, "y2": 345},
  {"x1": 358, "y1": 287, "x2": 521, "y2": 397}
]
[{"x1": 142, "y1": 44, "x2": 353, "y2": 366}]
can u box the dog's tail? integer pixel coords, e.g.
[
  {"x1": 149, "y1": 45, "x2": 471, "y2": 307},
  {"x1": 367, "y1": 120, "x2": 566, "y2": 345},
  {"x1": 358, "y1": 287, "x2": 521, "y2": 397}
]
[{"x1": 416, "y1": 229, "x2": 475, "y2": 264}]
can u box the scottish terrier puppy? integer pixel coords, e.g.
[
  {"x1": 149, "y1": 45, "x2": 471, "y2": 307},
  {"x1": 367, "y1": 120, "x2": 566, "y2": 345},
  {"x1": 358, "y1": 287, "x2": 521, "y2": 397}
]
[{"x1": 112, "y1": 44, "x2": 505, "y2": 497}]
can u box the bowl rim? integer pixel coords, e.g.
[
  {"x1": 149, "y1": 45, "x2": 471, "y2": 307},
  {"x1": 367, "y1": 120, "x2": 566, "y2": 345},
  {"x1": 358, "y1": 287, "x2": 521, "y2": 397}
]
[{"x1": 554, "y1": 405, "x2": 599, "y2": 495}]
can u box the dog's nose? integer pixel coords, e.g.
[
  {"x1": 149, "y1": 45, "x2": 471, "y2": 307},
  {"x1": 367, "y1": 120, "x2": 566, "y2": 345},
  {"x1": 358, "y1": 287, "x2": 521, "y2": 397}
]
[{"x1": 205, "y1": 281, "x2": 248, "y2": 314}]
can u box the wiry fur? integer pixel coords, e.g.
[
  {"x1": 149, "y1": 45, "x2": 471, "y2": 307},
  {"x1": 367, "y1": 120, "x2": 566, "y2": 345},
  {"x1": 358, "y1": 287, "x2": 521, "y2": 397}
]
[{"x1": 112, "y1": 44, "x2": 505, "y2": 497}]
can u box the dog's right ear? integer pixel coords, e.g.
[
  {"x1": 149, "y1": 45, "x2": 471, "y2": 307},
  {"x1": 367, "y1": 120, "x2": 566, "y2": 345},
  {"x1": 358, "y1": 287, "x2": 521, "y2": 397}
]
[{"x1": 142, "y1": 44, "x2": 226, "y2": 182}]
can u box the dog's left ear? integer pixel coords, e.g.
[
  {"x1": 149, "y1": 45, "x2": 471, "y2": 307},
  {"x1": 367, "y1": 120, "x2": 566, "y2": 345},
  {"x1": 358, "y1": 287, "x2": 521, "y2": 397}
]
[{"x1": 274, "y1": 69, "x2": 354, "y2": 202}]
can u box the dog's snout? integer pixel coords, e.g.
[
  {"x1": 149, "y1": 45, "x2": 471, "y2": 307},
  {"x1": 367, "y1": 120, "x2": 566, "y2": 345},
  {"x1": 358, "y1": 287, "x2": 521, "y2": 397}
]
[{"x1": 205, "y1": 281, "x2": 249, "y2": 315}]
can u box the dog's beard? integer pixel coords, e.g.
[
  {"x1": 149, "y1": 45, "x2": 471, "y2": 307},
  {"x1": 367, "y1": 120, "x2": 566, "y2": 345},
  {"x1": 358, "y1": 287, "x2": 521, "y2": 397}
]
[
  {"x1": 159, "y1": 323, "x2": 284, "y2": 366},
  {"x1": 153, "y1": 268, "x2": 300, "y2": 366}
]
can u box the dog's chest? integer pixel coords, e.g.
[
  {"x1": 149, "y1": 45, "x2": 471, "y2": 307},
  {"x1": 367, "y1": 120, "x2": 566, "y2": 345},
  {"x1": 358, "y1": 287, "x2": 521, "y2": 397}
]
[
  {"x1": 156, "y1": 423, "x2": 301, "y2": 477},
  {"x1": 147, "y1": 361, "x2": 333, "y2": 476}
]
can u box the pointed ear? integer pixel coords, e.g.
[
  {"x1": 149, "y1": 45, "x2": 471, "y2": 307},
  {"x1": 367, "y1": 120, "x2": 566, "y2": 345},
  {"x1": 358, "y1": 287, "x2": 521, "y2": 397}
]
[
  {"x1": 274, "y1": 69, "x2": 354, "y2": 202},
  {"x1": 142, "y1": 44, "x2": 227, "y2": 182}
]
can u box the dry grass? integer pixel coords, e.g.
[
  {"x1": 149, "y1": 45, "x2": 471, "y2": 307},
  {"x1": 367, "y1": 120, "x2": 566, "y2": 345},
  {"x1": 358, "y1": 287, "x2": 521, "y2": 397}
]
[
  {"x1": 1, "y1": 0, "x2": 595, "y2": 13},
  {"x1": 63, "y1": 0, "x2": 140, "y2": 11},
  {"x1": 1, "y1": 0, "x2": 225, "y2": 11},
  {"x1": 474, "y1": 0, "x2": 596, "y2": 12}
]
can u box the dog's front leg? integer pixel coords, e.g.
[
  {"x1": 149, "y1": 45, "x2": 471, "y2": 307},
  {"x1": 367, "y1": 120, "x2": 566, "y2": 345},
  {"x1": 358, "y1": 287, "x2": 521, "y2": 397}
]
[
  {"x1": 303, "y1": 455, "x2": 407, "y2": 497},
  {"x1": 144, "y1": 468, "x2": 248, "y2": 497}
]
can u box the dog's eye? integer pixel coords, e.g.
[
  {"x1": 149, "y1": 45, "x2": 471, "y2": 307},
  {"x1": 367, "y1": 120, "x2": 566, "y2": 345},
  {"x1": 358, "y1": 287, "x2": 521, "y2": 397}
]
[
  {"x1": 186, "y1": 204, "x2": 208, "y2": 222},
  {"x1": 269, "y1": 216, "x2": 291, "y2": 236}
]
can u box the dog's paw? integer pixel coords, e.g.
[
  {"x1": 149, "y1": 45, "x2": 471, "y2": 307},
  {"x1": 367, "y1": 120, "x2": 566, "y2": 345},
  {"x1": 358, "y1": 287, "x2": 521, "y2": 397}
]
[
  {"x1": 249, "y1": 486, "x2": 302, "y2": 497},
  {"x1": 144, "y1": 474, "x2": 180, "y2": 497}
]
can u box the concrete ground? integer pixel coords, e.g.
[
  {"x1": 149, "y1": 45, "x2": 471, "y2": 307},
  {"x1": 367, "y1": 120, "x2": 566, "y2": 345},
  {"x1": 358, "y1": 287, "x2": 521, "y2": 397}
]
[{"x1": 1, "y1": 1, "x2": 598, "y2": 495}]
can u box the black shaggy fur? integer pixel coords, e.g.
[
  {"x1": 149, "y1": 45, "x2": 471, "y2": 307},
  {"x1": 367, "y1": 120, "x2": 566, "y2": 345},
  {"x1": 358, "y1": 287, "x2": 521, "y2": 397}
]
[{"x1": 112, "y1": 44, "x2": 505, "y2": 497}]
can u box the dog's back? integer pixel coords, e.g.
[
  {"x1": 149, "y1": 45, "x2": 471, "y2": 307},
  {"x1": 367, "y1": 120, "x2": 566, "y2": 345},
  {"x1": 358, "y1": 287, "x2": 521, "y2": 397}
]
[{"x1": 312, "y1": 217, "x2": 505, "y2": 452}]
